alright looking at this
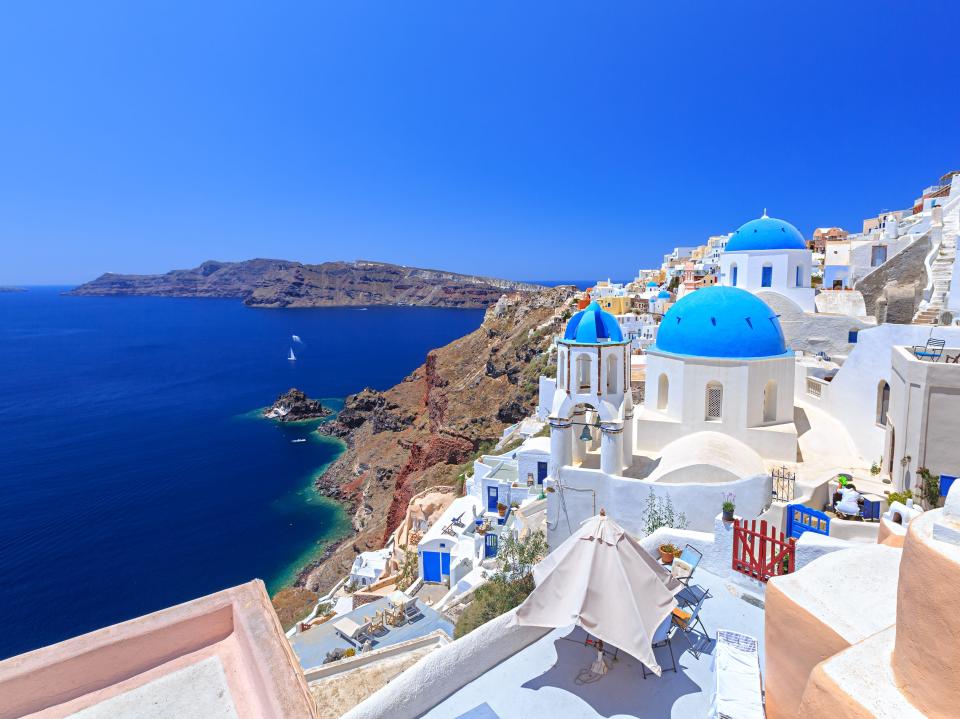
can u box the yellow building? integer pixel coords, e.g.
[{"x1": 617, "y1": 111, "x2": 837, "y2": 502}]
[{"x1": 597, "y1": 295, "x2": 636, "y2": 315}]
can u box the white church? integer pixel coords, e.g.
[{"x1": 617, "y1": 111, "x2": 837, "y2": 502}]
[
  {"x1": 540, "y1": 290, "x2": 783, "y2": 544},
  {"x1": 718, "y1": 212, "x2": 816, "y2": 312}
]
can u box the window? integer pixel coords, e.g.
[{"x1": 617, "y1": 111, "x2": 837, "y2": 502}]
[
  {"x1": 605, "y1": 354, "x2": 618, "y2": 394},
  {"x1": 795, "y1": 266, "x2": 802, "y2": 287},
  {"x1": 557, "y1": 350, "x2": 566, "y2": 390},
  {"x1": 763, "y1": 380, "x2": 777, "y2": 422},
  {"x1": 761, "y1": 265, "x2": 773, "y2": 288},
  {"x1": 657, "y1": 373, "x2": 669, "y2": 410},
  {"x1": 877, "y1": 381, "x2": 890, "y2": 426},
  {"x1": 705, "y1": 381, "x2": 723, "y2": 420},
  {"x1": 576, "y1": 354, "x2": 592, "y2": 393},
  {"x1": 730, "y1": 263, "x2": 738, "y2": 286},
  {"x1": 848, "y1": 329, "x2": 859, "y2": 344},
  {"x1": 871, "y1": 245, "x2": 888, "y2": 267}
]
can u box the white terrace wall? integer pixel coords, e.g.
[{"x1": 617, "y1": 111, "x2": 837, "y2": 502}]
[
  {"x1": 545, "y1": 467, "x2": 771, "y2": 547},
  {"x1": 815, "y1": 324, "x2": 960, "y2": 467}
]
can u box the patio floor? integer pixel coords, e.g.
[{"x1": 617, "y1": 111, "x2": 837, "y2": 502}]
[
  {"x1": 289, "y1": 597, "x2": 453, "y2": 671},
  {"x1": 423, "y1": 568, "x2": 764, "y2": 719}
]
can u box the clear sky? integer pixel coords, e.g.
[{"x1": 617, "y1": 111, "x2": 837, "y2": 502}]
[{"x1": 2, "y1": 1, "x2": 959, "y2": 285}]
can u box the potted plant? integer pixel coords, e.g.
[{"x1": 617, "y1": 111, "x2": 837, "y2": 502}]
[
  {"x1": 497, "y1": 502, "x2": 507, "y2": 517},
  {"x1": 659, "y1": 542, "x2": 678, "y2": 564},
  {"x1": 722, "y1": 493, "x2": 735, "y2": 522}
]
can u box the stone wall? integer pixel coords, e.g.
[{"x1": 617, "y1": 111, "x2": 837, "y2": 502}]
[{"x1": 855, "y1": 233, "x2": 930, "y2": 323}]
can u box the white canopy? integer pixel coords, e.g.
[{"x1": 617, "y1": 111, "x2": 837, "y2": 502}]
[{"x1": 514, "y1": 512, "x2": 680, "y2": 675}]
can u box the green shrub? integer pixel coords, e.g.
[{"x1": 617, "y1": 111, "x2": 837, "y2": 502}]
[
  {"x1": 886, "y1": 489, "x2": 912, "y2": 506},
  {"x1": 642, "y1": 489, "x2": 688, "y2": 536},
  {"x1": 918, "y1": 467, "x2": 941, "y2": 507}
]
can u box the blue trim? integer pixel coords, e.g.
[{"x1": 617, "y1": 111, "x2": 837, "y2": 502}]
[
  {"x1": 440, "y1": 552, "x2": 451, "y2": 576},
  {"x1": 422, "y1": 551, "x2": 442, "y2": 582}
]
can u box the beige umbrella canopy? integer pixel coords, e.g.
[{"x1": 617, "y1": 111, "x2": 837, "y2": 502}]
[{"x1": 514, "y1": 511, "x2": 681, "y2": 675}]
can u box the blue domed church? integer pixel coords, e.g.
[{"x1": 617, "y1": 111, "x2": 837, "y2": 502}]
[
  {"x1": 636, "y1": 286, "x2": 799, "y2": 462},
  {"x1": 719, "y1": 213, "x2": 815, "y2": 312}
]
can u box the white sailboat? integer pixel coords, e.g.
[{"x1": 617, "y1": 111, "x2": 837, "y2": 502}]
[
  {"x1": 287, "y1": 347, "x2": 296, "y2": 361},
  {"x1": 292, "y1": 334, "x2": 302, "y2": 343}
]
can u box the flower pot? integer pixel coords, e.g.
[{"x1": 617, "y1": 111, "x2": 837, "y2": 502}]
[
  {"x1": 659, "y1": 548, "x2": 675, "y2": 564},
  {"x1": 722, "y1": 509, "x2": 735, "y2": 522}
]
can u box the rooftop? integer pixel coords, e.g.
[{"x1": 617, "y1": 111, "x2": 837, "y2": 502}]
[
  {"x1": 0, "y1": 581, "x2": 315, "y2": 719},
  {"x1": 421, "y1": 568, "x2": 764, "y2": 719},
  {"x1": 289, "y1": 596, "x2": 453, "y2": 671}
]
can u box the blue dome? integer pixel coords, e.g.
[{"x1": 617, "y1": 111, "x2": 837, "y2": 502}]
[
  {"x1": 646, "y1": 281, "x2": 659, "y2": 287},
  {"x1": 725, "y1": 215, "x2": 807, "y2": 252},
  {"x1": 657, "y1": 290, "x2": 672, "y2": 299},
  {"x1": 563, "y1": 301, "x2": 624, "y2": 344},
  {"x1": 652, "y1": 286, "x2": 788, "y2": 359}
]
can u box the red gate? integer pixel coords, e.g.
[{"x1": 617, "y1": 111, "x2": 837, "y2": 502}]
[{"x1": 732, "y1": 518, "x2": 796, "y2": 582}]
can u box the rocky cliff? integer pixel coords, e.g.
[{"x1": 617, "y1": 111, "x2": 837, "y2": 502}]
[
  {"x1": 292, "y1": 286, "x2": 576, "y2": 593},
  {"x1": 68, "y1": 259, "x2": 541, "y2": 309}
]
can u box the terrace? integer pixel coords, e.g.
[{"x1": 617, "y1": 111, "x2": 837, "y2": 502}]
[
  {"x1": 419, "y1": 567, "x2": 764, "y2": 719},
  {"x1": 290, "y1": 596, "x2": 453, "y2": 672}
]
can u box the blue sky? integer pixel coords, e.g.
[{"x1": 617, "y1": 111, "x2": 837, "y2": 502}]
[{"x1": 2, "y1": 1, "x2": 958, "y2": 285}]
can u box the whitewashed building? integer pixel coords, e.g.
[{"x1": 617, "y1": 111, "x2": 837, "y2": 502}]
[
  {"x1": 348, "y1": 548, "x2": 392, "y2": 588},
  {"x1": 719, "y1": 213, "x2": 816, "y2": 312}
]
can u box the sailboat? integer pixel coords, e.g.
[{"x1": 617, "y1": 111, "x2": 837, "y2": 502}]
[
  {"x1": 287, "y1": 347, "x2": 296, "y2": 361},
  {"x1": 292, "y1": 334, "x2": 302, "y2": 343}
]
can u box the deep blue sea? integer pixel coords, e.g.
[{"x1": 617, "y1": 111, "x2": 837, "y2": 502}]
[{"x1": 0, "y1": 288, "x2": 483, "y2": 659}]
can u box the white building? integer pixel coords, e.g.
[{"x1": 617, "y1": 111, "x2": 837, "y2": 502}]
[
  {"x1": 416, "y1": 495, "x2": 485, "y2": 587},
  {"x1": 538, "y1": 295, "x2": 772, "y2": 545},
  {"x1": 636, "y1": 286, "x2": 798, "y2": 463},
  {"x1": 348, "y1": 548, "x2": 392, "y2": 588},
  {"x1": 719, "y1": 213, "x2": 816, "y2": 312}
]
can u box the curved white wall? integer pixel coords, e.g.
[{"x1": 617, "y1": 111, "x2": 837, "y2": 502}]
[
  {"x1": 545, "y1": 467, "x2": 771, "y2": 546},
  {"x1": 720, "y1": 248, "x2": 815, "y2": 312}
]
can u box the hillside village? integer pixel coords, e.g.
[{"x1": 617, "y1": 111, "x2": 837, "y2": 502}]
[{"x1": 3, "y1": 170, "x2": 960, "y2": 718}]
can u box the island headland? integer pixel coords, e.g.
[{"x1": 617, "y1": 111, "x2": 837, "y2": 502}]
[{"x1": 68, "y1": 258, "x2": 542, "y2": 309}]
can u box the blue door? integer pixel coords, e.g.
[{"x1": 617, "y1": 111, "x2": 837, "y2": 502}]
[
  {"x1": 487, "y1": 485, "x2": 498, "y2": 513},
  {"x1": 537, "y1": 462, "x2": 548, "y2": 483},
  {"x1": 485, "y1": 533, "x2": 498, "y2": 558},
  {"x1": 786, "y1": 504, "x2": 830, "y2": 539},
  {"x1": 421, "y1": 551, "x2": 442, "y2": 582},
  {"x1": 761, "y1": 266, "x2": 773, "y2": 287},
  {"x1": 440, "y1": 552, "x2": 451, "y2": 577}
]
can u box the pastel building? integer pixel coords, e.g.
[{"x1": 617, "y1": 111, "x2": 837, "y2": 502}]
[
  {"x1": 719, "y1": 213, "x2": 816, "y2": 312},
  {"x1": 348, "y1": 548, "x2": 392, "y2": 588},
  {"x1": 0, "y1": 581, "x2": 317, "y2": 718}
]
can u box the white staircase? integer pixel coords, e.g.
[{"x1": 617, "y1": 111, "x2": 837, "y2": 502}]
[{"x1": 914, "y1": 199, "x2": 960, "y2": 324}]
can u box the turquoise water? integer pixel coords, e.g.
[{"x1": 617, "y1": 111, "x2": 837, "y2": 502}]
[{"x1": 0, "y1": 288, "x2": 484, "y2": 659}]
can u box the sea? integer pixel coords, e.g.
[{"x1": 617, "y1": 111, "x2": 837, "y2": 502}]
[{"x1": 0, "y1": 288, "x2": 484, "y2": 660}]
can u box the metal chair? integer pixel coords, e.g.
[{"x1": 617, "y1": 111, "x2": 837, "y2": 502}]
[
  {"x1": 676, "y1": 544, "x2": 702, "y2": 586},
  {"x1": 673, "y1": 586, "x2": 710, "y2": 659},
  {"x1": 912, "y1": 338, "x2": 945, "y2": 361},
  {"x1": 641, "y1": 615, "x2": 677, "y2": 678}
]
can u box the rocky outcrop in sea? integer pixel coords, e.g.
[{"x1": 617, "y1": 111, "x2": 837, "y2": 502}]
[{"x1": 263, "y1": 388, "x2": 332, "y2": 422}]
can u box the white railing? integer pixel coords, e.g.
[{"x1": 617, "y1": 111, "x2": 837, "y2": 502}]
[{"x1": 806, "y1": 377, "x2": 827, "y2": 399}]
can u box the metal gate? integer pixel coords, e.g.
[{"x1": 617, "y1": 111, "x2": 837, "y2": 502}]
[
  {"x1": 732, "y1": 518, "x2": 796, "y2": 583},
  {"x1": 771, "y1": 466, "x2": 796, "y2": 502},
  {"x1": 786, "y1": 503, "x2": 830, "y2": 539}
]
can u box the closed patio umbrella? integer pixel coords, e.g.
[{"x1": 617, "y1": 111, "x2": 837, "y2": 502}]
[{"x1": 513, "y1": 511, "x2": 681, "y2": 676}]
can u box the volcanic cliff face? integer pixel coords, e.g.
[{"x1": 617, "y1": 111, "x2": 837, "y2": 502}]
[
  {"x1": 295, "y1": 286, "x2": 577, "y2": 593},
  {"x1": 68, "y1": 259, "x2": 541, "y2": 309}
]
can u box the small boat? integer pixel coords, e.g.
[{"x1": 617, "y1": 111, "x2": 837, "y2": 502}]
[
  {"x1": 287, "y1": 348, "x2": 296, "y2": 361},
  {"x1": 291, "y1": 438, "x2": 307, "y2": 443},
  {"x1": 292, "y1": 334, "x2": 302, "y2": 343}
]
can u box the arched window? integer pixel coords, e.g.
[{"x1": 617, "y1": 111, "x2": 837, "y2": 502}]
[
  {"x1": 795, "y1": 265, "x2": 802, "y2": 287},
  {"x1": 730, "y1": 263, "x2": 738, "y2": 287},
  {"x1": 763, "y1": 380, "x2": 777, "y2": 422},
  {"x1": 657, "y1": 373, "x2": 669, "y2": 411},
  {"x1": 605, "y1": 354, "x2": 619, "y2": 394},
  {"x1": 705, "y1": 381, "x2": 723, "y2": 420},
  {"x1": 576, "y1": 354, "x2": 592, "y2": 393},
  {"x1": 877, "y1": 381, "x2": 890, "y2": 426},
  {"x1": 557, "y1": 350, "x2": 566, "y2": 391},
  {"x1": 761, "y1": 264, "x2": 773, "y2": 287}
]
